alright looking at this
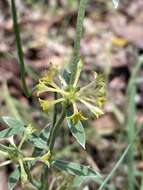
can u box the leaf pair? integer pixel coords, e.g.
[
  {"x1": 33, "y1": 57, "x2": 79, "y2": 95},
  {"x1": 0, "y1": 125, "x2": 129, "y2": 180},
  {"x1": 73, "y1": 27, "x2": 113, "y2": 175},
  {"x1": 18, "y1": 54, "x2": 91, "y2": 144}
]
[{"x1": 0, "y1": 116, "x2": 51, "y2": 150}]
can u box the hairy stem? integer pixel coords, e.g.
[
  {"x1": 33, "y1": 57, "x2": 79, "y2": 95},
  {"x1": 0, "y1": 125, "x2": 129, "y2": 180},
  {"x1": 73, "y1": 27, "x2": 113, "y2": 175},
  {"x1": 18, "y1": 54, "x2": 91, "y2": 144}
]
[{"x1": 70, "y1": 0, "x2": 88, "y2": 84}]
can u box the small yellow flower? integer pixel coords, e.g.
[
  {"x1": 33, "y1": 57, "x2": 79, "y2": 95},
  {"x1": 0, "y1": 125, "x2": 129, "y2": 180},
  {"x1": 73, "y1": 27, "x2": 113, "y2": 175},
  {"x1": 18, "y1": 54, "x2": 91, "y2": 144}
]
[
  {"x1": 80, "y1": 99, "x2": 104, "y2": 118},
  {"x1": 39, "y1": 98, "x2": 64, "y2": 112},
  {"x1": 40, "y1": 67, "x2": 58, "y2": 85},
  {"x1": 36, "y1": 60, "x2": 106, "y2": 120},
  {"x1": 96, "y1": 97, "x2": 106, "y2": 107},
  {"x1": 36, "y1": 81, "x2": 48, "y2": 96},
  {"x1": 39, "y1": 98, "x2": 50, "y2": 111},
  {"x1": 67, "y1": 103, "x2": 87, "y2": 124},
  {"x1": 68, "y1": 111, "x2": 87, "y2": 124},
  {"x1": 37, "y1": 81, "x2": 63, "y2": 96}
]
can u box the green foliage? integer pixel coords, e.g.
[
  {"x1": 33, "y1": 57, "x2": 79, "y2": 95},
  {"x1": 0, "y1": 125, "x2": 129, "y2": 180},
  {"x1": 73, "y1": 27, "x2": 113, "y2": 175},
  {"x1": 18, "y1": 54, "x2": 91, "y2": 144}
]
[
  {"x1": 67, "y1": 119, "x2": 86, "y2": 149},
  {"x1": 52, "y1": 159, "x2": 102, "y2": 178},
  {"x1": 8, "y1": 168, "x2": 20, "y2": 190},
  {"x1": 126, "y1": 56, "x2": 143, "y2": 190},
  {"x1": 29, "y1": 125, "x2": 50, "y2": 150},
  {"x1": 0, "y1": 117, "x2": 25, "y2": 138},
  {"x1": 36, "y1": 60, "x2": 105, "y2": 149},
  {"x1": 11, "y1": 0, "x2": 30, "y2": 97},
  {"x1": 0, "y1": 116, "x2": 25, "y2": 129}
]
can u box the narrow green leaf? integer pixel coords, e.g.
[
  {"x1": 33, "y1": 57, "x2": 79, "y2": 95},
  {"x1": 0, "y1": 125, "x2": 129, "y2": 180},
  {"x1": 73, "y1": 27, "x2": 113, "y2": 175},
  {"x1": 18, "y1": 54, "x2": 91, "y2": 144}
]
[
  {"x1": 39, "y1": 125, "x2": 51, "y2": 143},
  {"x1": 0, "y1": 116, "x2": 25, "y2": 128},
  {"x1": 98, "y1": 145, "x2": 131, "y2": 190},
  {"x1": 126, "y1": 56, "x2": 143, "y2": 190},
  {"x1": 70, "y1": 0, "x2": 88, "y2": 84},
  {"x1": 30, "y1": 135, "x2": 48, "y2": 150},
  {"x1": 11, "y1": 0, "x2": 30, "y2": 97},
  {"x1": 67, "y1": 119, "x2": 86, "y2": 149},
  {"x1": 52, "y1": 159, "x2": 102, "y2": 178},
  {"x1": 29, "y1": 125, "x2": 50, "y2": 149},
  {"x1": 0, "y1": 117, "x2": 25, "y2": 138},
  {"x1": 8, "y1": 168, "x2": 20, "y2": 190},
  {"x1": 0, "y1": 127, "x2": 24, "y2": 138}
]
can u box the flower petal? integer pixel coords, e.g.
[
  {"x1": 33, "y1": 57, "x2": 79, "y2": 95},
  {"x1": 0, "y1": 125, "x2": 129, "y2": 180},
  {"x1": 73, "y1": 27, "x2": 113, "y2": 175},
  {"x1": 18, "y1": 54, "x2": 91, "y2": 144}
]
[{"x1": 80, "y1": 99, "x2": 104, "y2": 118}]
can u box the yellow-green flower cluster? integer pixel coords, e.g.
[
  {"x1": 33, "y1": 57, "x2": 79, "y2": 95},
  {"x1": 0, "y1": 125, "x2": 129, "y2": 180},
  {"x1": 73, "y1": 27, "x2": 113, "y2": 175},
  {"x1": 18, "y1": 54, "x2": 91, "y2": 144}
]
[{"x1": 36, "y1": 61, "x2": 106, "y2": 124}]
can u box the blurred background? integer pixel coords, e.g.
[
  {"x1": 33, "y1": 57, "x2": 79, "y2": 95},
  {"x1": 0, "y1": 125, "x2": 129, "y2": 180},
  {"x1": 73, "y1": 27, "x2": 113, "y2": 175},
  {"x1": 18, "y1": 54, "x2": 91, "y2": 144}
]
[{"x1": 0, "y1": 0, "x2": 143, "y2": 189}]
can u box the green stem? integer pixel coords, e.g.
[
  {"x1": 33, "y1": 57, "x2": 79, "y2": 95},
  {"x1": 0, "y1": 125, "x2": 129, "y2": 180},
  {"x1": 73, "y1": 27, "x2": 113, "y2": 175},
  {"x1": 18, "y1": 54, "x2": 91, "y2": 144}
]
[
  {"x1": 70, "y1": 0, "x2": 88, "y2": 84},
  {"x1": 126, "y1": 56, "x2": 143, "y2": 190},
  {"x1": 18, "y1": 132, "x2": 26, "y2": 150},
  {"x1": 11, "y1": 0, "x2": 30, "y2": 97},
  {"x1": 41, "y1": 165, "x2": 50, "y2": 190},
  {"x1": 24, "y1": 163, "x2": 41, "y2": 189},
  {"x1": 48, "y1": 105, "x2": 66, "y2": 153},
  {"x1": 126, "y1": 85, "x2": 136, "y2": 190},
  {"x1": 52, "y1": 92, "x2": 58, "y2": 127},
  {"x1": 41, "y1": 93, "x2": 58, "y2": 190},
  {"x1": 41, "y1": 105, "x2": 65, "y2": 190}
]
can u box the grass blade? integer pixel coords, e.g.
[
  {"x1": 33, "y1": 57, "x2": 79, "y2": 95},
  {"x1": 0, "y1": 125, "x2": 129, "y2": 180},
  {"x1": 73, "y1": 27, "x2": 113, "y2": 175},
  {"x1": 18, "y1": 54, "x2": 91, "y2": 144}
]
[
  {"x1": 98, "y1": 145, "x2": 131, "y2": 190},
  {"x1": 11, "y1": 0, "x2": 30, "y2": 97},
  {"x1": 126, "y1": 56, "x2": 143, "y2": 190},
  {"x1": 126, "y1": 85, "x2": 136, "y2": 190},
  {"x1": 70, "y1": 0, "x2": 88, "y2": 84}
]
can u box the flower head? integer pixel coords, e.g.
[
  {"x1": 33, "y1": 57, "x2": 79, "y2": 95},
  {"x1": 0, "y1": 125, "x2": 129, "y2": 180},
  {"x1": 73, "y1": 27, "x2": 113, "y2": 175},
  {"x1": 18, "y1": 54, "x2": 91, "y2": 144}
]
[{"x1": 36, "y1": 60, "x2": 106, "y2": 123}]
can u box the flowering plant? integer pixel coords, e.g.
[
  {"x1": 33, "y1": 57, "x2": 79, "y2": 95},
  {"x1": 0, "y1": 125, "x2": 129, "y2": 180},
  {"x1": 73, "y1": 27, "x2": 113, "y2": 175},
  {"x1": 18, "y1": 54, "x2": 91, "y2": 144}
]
[
  {"x1": 0, "y1": 0, "x2": 120, "y2": 189},
  {"x1": 36, "y1": 61, "x2": 106, "y2": 149}
]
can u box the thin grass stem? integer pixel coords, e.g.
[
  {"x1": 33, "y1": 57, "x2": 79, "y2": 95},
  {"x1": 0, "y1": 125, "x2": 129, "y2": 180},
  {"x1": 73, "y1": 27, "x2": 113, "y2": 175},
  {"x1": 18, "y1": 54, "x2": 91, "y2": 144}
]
[
  {"x1": 11, "y1": 0, "x2": 30, "y2": 97},
  {"x1": 70, "y1": 0, "x2": 88, "y2": 85}
]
